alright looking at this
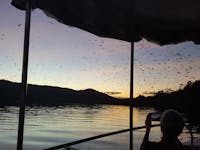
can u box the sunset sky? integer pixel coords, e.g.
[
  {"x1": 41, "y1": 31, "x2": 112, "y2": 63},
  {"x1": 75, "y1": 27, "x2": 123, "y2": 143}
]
[{"x1": 1, "y1": 0, "x2": 200, "y2": 98}]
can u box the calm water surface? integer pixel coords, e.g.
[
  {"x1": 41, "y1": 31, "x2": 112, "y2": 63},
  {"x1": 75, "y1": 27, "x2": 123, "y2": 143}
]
[{"x1": 0, "y1": 105, "x2": 193, "y2": 150}]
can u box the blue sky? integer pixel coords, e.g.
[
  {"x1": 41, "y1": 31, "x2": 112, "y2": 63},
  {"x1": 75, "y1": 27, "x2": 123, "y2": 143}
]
[{"x1": 1, "y1": 0, "x2": 200, "y2": 98}]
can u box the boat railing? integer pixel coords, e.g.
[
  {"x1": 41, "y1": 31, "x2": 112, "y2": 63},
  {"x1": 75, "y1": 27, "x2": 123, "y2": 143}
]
[
  {"x1": 43, "y1": 124, "x2": 197, "y2": 150},
  {"x1": 43, "y1": 124, "x2": 158, "y2": 150}
]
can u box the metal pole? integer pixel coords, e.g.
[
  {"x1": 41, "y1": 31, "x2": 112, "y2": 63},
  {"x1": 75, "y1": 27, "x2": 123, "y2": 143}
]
[
  {"x1": 17, "y1": 0, "x2": 31, "y2": 150},
  {"x1": 129, "y1": 0, "x2": 136, "y2": 148},
  {"x1": 129, "y1": 42, "x2": 134, "y2": 150}
]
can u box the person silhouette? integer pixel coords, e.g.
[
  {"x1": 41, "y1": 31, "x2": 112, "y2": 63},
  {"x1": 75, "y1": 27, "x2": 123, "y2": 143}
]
[{"x1": 140, "y1": 109, "x2": 189, "y2": 150}]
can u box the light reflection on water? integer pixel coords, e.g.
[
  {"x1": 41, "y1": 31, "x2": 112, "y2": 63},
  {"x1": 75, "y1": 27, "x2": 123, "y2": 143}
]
[{"x1": 0, "y1": 105, "x2": 193, "y2": 150}]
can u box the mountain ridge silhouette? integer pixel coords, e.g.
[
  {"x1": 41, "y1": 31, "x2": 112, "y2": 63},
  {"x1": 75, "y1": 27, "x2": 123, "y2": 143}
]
[{"x1": 0, "y1": 79, "x2": 128, "y2": 106}]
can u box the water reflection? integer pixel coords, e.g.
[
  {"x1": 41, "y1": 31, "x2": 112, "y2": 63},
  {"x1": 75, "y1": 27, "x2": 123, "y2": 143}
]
[{"x1": 0, "y1": 105, "x2": 199, "y2": 150}]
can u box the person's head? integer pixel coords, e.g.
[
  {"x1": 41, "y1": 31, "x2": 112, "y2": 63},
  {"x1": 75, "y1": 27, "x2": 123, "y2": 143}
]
[{"x1": 160, "y1": 109, "x2": 184, "y2": 140}]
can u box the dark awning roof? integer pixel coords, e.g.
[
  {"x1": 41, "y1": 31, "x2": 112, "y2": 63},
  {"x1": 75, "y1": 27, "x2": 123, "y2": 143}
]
[{"x1": 12, "y1": 0, "x2": 200, "y2": 45}]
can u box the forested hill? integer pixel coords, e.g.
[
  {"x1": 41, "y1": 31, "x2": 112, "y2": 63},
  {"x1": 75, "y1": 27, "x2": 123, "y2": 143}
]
[
  {"x1": 133, "y1": 80, "x2": 200, "y2": 119},
  {"x1": 0, "y1": 80, "x2": 128, "y2": 106},
  {"x1": 1, "y1": 79, "x2": 200, "y2": 117}
]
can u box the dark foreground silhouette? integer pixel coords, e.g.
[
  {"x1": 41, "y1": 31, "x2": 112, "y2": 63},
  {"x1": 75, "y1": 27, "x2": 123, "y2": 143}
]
[{"x1": 141, "y1": 110, "x2": 186, "y2": 150}]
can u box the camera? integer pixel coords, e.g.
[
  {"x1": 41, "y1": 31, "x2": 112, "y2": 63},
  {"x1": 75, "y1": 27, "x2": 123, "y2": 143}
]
[{"x1": 149, "y1": 112, "x2": 161, "y2": 121}]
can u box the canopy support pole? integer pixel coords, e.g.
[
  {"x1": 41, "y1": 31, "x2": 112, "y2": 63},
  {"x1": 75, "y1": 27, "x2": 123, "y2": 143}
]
[
  {"x1": 17, "y1": 0, "x2": 31, "y2": 150},
  {"x1": 130, "y1": 42, "x2": 134, "y2": 150}
]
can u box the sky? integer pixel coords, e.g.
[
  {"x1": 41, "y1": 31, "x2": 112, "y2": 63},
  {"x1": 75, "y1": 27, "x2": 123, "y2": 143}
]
[{"x1": 1, "y1": 0, "x2": 200, "y2": 98}]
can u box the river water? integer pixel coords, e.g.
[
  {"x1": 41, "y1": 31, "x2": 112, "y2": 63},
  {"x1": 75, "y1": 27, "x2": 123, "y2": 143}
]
[{"x1": 0, "y1": 105, "x2": 194, "y2": 150}]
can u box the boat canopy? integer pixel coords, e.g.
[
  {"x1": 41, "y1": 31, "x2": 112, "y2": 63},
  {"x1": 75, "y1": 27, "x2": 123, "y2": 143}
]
[{"x1": 12, "y1": 0, "x2": 200, "y2": 45}]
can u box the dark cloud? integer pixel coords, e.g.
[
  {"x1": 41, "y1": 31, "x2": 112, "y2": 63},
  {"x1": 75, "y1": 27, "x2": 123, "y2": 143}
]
[
  {"x1": 105, "y1": 92, "x2": 121, "y2": 95},
  {"x1": 142, "y1": 91, "x2": 156, "y2": 95}
]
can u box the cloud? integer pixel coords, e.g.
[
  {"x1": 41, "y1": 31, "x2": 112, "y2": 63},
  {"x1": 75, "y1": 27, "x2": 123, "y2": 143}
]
[
  {"x1": 142, "y1": 91, "x2": 156, "y2": 96},
  {"x1": 104, "y1": 92, "x2": 121, "y2": 95}
]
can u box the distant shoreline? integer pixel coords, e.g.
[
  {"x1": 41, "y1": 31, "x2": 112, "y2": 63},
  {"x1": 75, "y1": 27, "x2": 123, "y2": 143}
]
[{"x1": 1, "y1": 79, "x2": 200, "y2": 118}]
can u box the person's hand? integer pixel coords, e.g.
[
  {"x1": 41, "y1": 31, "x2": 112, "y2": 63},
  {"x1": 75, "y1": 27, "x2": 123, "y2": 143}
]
[
  {"x1": 142, "y1": 114, "x2": 152, "y2": 142},
  {"x1": 145, "y1": 114, "x2": 152, "y2": 132}
]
